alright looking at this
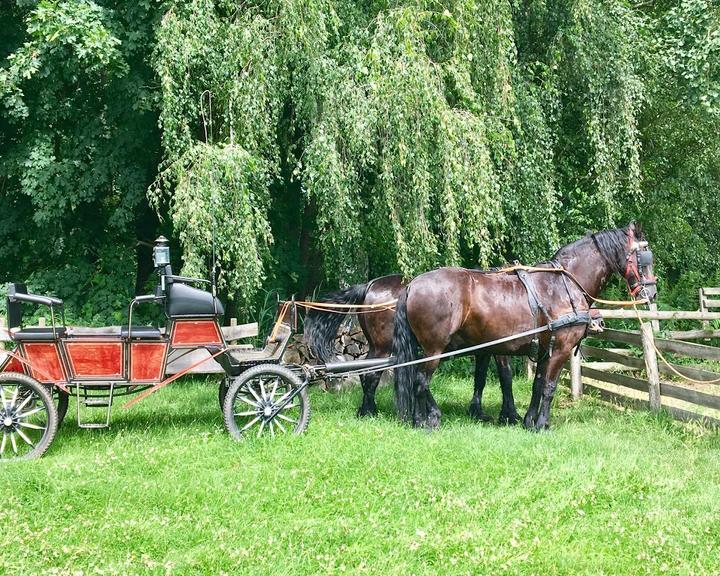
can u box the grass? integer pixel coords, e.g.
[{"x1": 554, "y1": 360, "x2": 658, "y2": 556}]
[{"x1": 3, "y1": 372, "x2": 720, "y2": 575}]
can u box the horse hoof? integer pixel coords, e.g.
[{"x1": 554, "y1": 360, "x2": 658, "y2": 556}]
[
  {"x1": 356, "y1": 406, "x2": 377, "y2": 418},
  {"x1": 534, "y1": 417, "x2": 549, "y2": 432},
  {"x1": 499, "y1": 412, "x2": 521, "y2": 426},
  {"x1": 470, "y1": 407, "x2": 493, "y2": 422},
  {"x1": 426, "y1": 412, "x2": 441, "y2": 430}
]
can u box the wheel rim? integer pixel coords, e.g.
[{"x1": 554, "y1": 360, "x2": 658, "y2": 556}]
[
  {"x1": 0, "y1": 382, "x2": 51, "y2": 459},
  {"x1": 230, "y1": 375, "x2": 303, "y2": 438}
]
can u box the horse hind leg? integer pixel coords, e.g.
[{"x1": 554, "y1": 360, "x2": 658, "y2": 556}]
[
  {"x1": 357, "y1": 370, "x2": 382, "y2": 418},
  {"x1": 414, "y1": 361, "x2": 441, "y2": 429},
  {"x1": 468, "y1": 354, "x2": 493, "y2": 422},
  {"x1": 496, "y1": 356, "x2": 521, "y2": 425}
]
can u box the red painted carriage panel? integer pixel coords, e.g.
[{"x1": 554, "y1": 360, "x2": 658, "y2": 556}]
[
  {"x1": 0, "y1": 354, "x2": 24, "y2": 374},
  {"x1": 171, "y1": 320, "x2": 222, "y2": 346},
  {"x1": 65, "y1": 341, "x2": 123, "y2": 379},
  {"x1": 130, "y1": 342, "x2": 167, "y2": 382},
  {"x1": 23, "y1": 343, "x2": 66, "y2": 383}
]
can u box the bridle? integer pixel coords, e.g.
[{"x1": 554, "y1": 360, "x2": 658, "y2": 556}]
[{"x1": 624, "y1": 228, "x2": 656, "y2": 301}]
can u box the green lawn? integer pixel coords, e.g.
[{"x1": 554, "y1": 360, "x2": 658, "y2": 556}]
[{"x1": 3, "y1": 372, "x2": 720, "y2": 575}]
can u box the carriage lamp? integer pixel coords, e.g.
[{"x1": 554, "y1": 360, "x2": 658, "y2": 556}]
[{"x1": 153, "y1": 236, "x2": 171, "y2": 268}]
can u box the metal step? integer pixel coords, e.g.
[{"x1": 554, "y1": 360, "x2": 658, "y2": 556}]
[
  {"x1": 83, "y1": 398, "x2": 113, "y2": 408},
  {"x1": 76, "y1": 383, "x2": 114, "y2": 429}
]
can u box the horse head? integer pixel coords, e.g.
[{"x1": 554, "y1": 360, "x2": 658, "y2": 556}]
[{"x1": 624, "y1": 222, "x2": 657, "y2": 303}]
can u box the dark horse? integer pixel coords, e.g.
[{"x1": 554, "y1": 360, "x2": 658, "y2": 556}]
[
  {"x1": 392, "y1": 223, "x2": 657, "y2": 430},
  {"x1": 304, "y1": 274, "x2": 520, "y2": 423}
]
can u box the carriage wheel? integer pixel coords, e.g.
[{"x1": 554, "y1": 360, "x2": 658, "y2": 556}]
[
  {"x1": 218, "y1": 377, "x2": 231, "y2": 411},
  {"x1": 223, "y1": 364, "x2": 310, "y2": 440},
  {"x1": 0, "y1": 372, "x2": 58, "y2": 460},
  {"x1": 52, "y1": 388, "x2": 69, "y2": 426}
]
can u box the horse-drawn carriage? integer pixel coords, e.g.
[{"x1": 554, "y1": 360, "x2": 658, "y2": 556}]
[
  {"x1": 1, "y1": 224, "x2": 657, "y2": 460},
  {"x1": 0, "y1": 237, "x2": 322, "y2": 460}
]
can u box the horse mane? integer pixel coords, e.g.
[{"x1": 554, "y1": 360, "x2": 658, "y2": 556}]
[{"x1": 554, "y1": 223, "x2": 642, "y2": 274}]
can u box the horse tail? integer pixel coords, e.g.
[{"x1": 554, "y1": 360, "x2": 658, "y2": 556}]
[
  {"x1": 304, "y1": 283, "x2": 370, "y2": 362},
  {"x1": 391, "y1": 287, "x2": 418, "y2": 422}
]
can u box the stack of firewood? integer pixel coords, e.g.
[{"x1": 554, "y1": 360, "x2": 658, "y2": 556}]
[{"x1": 283, "y1": 320, "x2": 370, "y2": 389}]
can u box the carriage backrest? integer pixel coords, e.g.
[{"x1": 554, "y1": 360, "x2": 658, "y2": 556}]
[
  {"x1": 6, "y1": 283, "x2": 27, "y2": 330},
  {"x1": 165, "y1": 281, "x2": 225, "y2": 318}
]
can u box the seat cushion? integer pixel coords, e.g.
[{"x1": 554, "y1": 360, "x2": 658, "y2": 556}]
[
  {"x1": 121, "y1": 326, "x2": 163, "y2": 340},
  {"x1": 12, "y1": 327, "x2": 67, "y2": 341}
]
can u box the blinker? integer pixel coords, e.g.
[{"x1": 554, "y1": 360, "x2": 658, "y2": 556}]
[{"x1": 637, "y1": 249, "x2": 653, "y2": 268}]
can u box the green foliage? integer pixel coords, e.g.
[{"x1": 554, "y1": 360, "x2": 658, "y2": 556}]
[
  {"x1": 1, "y1": 0, "x2": 719, "y2": 321},
  {"x1": 0, "y1": 0, "x2": 161, "y2": 320},
  {"x1": 150, "y1": 143, "x2": 273, "y2": 306}
]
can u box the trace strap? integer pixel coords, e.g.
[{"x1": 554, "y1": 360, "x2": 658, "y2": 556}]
[{"x1": 331, "y1": 325, "x2": 553, "y2": 379}]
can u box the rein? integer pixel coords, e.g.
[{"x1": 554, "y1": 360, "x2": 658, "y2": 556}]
[
  {"x1": 631, "y1": 303, "x2": 720, "y2": 386},
  {"x1": 289, "y1": 300, "x2": 397, "y2": 314},
  {"x1": 490, "y1": 265, "x2": 648, "y2": 307}
]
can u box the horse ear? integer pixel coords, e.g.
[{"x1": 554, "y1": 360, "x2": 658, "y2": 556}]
[{"x1": 632, "y1": 221, "x2": 645, "y2": 239}]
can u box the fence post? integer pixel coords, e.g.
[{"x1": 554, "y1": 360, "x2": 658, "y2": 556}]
[
  {"x1": 38, "y1": 316, "x2": 46, "y2": 328},
  {"x1": 570, "y1": 347, "x2": 583, "y2": 400},
  {"x1": 648, "y1": 302, "x2": 660, "y2": 333},
  {"x1": 230, "y1": 318, "x2": 237, "y2": 328},
  {"x1": 640, "y1": 322, "x2": 661, "y2": 411},
  {"x1": 526, "y1": 358, "x2": 535, "y2": 381},
  {"x1": 0, "y1": 316, "x2": 5, "y2": 351},
  {"x1": 700, "y1": 288, "x2": 709, "y2": 331}
]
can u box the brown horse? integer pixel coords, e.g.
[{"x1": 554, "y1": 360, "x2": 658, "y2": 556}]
[
  {"x1": 304, "y1": 274, "x2": 520, "y2": 423},
  {"x1": 392, "y1": 223, "x2": 657, "y2": 430}
]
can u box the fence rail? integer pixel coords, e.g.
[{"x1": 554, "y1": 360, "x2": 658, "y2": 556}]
[{"x1": 569, "y1": 305, "x2": 720, "y2": 426}]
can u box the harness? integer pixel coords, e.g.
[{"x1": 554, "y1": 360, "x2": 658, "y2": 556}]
[{"x1": 514, "y1": 261, "x2": 596, "y2": 361}]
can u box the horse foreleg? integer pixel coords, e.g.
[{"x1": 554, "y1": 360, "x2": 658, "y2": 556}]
[
  {"x1": 468, "y1": 354, "x2": 492, "y2": 422},
  {"x1": 496, "y1": 356, "x2": 520, "y2": 425},
  {"x1": 533, "y1": 352, "x2": 571, "y2": 431},
  {"x1": 523, "y1": 359, "x2": 547, "y2": 429},
  {"x1": 357, "y1": 370, "x2": 382, "y2": 417}
]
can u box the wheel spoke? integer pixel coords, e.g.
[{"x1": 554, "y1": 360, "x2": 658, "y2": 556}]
[
  {"x1": 10, "y1": 432, "x2": 18, "y2": 455},
  {"x1": 273, "y1": 417, "x2": 287, "y2": 433},
  {"x1": 9, "y1": 386, "x2": 20, "y2": 409},
  {"x1": 0, "y1": 385, "x2": 7, "y2": 408},
  {"x1": 0, "y1": 431, "x2": 7, "y2": 455},
  {"x1": 14, "y1": 392, "x2": 34, "y2": 414},
  {"x1": 16, "y1": 405, "x2": 45, "y2": 419},
  {"x1": 269, "y1": 419, "x2": 275, "y2": 439},
  {"x1": 18, "y1": 421, "x2": 45, "y2": 431},
  {"x1": 269, "y1": 378, "x2": 279, "y2": 400},
  {"x1": 257, "y1": 419, "x2": 267, "y2": 438},
  {"x1": 278, "y1": 400, "x2": 300, "y2": 412},
  {"x1": 15, "y1": 427, "x2": 34, "y2": 448},
  {"x1": 246, "y1": 384, "x2": 262, "y2": 404},
  {"x1": 259, "y1": 378, "x2": 267, "y2": 401},
  {"x1": 236, "y1": 394, "x2": 259, "y2": 408},
  {"x1": 276, "y1": 413, "x2": 298, "y2": 425},
  {"x1": 240, "y1": 416, "x2": 261, "y2": 433},
  {"x1": 233, "y1": 410, "x2": 258, "y2": 417}
]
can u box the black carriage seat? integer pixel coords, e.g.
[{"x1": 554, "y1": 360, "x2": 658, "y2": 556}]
[
  {"x1": 12, "y1": 327, "x2": 67, "y2": 341},
  {"x1": 121, "y1": 326, "x2": 163, "y2": 340},
  {"x1": 165, "y1": 281, "x2": 224, "y2": 318},
  {"x1": 6, "y1": 283, "x2": 66, "y2": 341}
]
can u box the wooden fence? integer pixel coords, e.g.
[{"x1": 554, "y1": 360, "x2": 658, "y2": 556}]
[{"x1": 567, "y1": 307, "x2": 720, "y2": 426}]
